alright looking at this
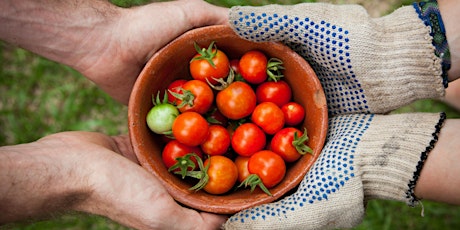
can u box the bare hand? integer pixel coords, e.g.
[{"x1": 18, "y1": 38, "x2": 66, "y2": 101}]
[{"x1": 0, "y1": 131, "x2": 227, "y2": 230}]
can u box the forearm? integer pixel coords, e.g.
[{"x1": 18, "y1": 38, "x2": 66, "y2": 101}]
[
  {"x1": 0, "y1": 140, "x2": 92, "y2": 223},
  {"x1": 0, "y1": 0, "x2": 120, "y2": 70},
  {"x1": 439, "y1": 0, "x2": 460, "y2": 80},
  {"x1": 415, "y1": 119, "x2": 460, "y2": 205}
]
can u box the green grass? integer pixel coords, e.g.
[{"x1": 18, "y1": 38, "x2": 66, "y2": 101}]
[
  {"x1": 0, "y1": 46, "x2": 128, "y2": 144},
  {"x1": 1, "y1": 0, "x2": 459, "y2": 229}
]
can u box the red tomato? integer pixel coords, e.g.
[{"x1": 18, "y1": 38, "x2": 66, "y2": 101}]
[
  {"x1": 230, "y1": 59, "x2": 240, "y2": 75},
  {"x1": 162, "y1": 140, "x2": 203, "y2": 174},
  {"x1": 248, "y1": 150, "x2": 286, "y2": 188},
  {"x1": 231, "y1": 123, "x2": 266, "y2": 157},
  {"x1": 270, "y1": 127, "x2": 312, "y2": 162},
  {"x1": 251, "y1": 102, "x2": 285, "y2": 135},
  {"x1": 200, "y1": 125, "x2": 231, "y2": 156},
  {"x1": 239, "y1": 50, "x2": 268, "y2": 84},
  {"x1": 234, "y1": 156, "x2": 251, "y2": 183},
  {"x1": 190, "y1": 42, "x2": 230, "y2": 85},
  {"x1": 172, "y1": 111, "x2": 209, "y2": 146},
  {"x1": 205, "y1": 106, "x2": 228, "y2": 126},
  {"x1": 174, "y1": 80, "x2": 214, "y2": 114},
  {"x1": 203, "y1": 156, "x2": 238, "y2": 195},
  {"x1": 166, "y1": 79, "x2": 187, "y2": 105},
  {"x1": 216, "y1": 81, "x2": 256, "y2": 120},
  {"x1": 281, "y1": 102, "x2": 305, "y2": 126},
  {"x1": 255, "y1": 80, "x2": 292, "y2": 107},
  {"x1": 226, "y1": 120, "x2": 240, "y2": 138}
]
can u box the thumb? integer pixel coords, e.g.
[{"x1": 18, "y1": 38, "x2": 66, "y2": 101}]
[{"x1": 180, "y1": 0, "x2": 229, "y2": 28}]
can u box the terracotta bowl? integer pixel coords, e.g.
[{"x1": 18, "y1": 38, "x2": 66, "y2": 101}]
[{"x1": 128, "y1": 25, "x2": 328, "y2": 214}]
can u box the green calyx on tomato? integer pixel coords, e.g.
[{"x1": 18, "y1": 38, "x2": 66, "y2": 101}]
[
  {"x1": 169, "y1": 88, "x2": 195, "y2": 109},
  {"x1": 237, "y1": 174, "x2": 272, "y2": 196},
  {"x1": 293, "y1": 128, "x2": 313, "y2": 155},
  {"x1": 206, "y1": 67, "x2": 235, "y2": 91},
  {"x1": 192, "y1": 41, "x2": 219, "y2": 68},
  {"x1": 266, "y1": 58, "x2": 285, "y2": 82},
  {"x1": 168, "y1": 153, "x2": 198, "y2": 179},
  {"x1": 178, "y1": 154, "x2": 210, "y2": 192}
]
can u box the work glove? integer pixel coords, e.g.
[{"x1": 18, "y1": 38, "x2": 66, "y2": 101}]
[
  {"x1": 224, "y1": 112, "x2": 446, "y2": 229},
  {"x1": 228, "y1": 1, "x2": 450, "y2": 116},
  {"x1": 224, "y1": 1, "x2": 451, "y2": 229}
]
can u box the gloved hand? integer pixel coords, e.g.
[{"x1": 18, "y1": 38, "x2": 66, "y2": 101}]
[
  {"x1": 224, "y1": 112, "x2": 445, "y2": 230},
  {"x1": 223, "y1": 2, "x2": 451, "y2": 229},
  {"x1": 228, "y1": 2, "x2": 449, "y2": 116}
]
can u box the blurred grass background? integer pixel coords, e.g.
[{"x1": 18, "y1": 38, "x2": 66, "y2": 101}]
[{"x1": 1, "y1": 0, "x2": 459, "y2": 229}]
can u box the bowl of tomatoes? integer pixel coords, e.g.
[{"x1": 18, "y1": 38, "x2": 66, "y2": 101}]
[{"x1": 128, "y1": 25, "x2": 328, "y2": 214}]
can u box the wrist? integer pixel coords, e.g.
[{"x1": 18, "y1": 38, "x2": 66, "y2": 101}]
[
  {"x1": 359, "y1": 113, "x2": 446, "y2": 205},
  {"x1": 0, "y1": 137, "x2": 92, "y2": 223},
  {"x1": 438, "y1": 0, "x2": 460, "y2": 81}
]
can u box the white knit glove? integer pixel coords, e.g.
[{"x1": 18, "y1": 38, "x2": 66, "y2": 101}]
[
  {"x1": 229, "y1": 3, "x2": 447, "y2": 115},
  {"x1": 224, "y1": 112, "x2": 445, "y2": 230},
  {"x1": 224, "y1": 3, "x2": 451, "y2": 229}
]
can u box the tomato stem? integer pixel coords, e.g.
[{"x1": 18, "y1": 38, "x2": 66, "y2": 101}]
[
  {"x1": 266, "y1": 58, "x2": 285, "y2": 82},
  {"x1": 206, "y1": 67, "x2": 235, "y2": 91},
  {"x1": 169, "y1": 153, "x2": 199, "y2": 179},
  {"x1": 177, "y1": 154, "x2": 211, "y2": 192},
  {"x1": 152, "y1": 91, "x2": 170, "y2": 106},
  {"x1": 192, "y1": 41, "x2": 218, "y2": 68},
  {"x1": 168, "y1": 88, "x2": 195, "y2": 109},
  {"x1": 293, "y1": 128, "x2": 313, "y2": 155},
  {"x1": 237, "y1": 174, "x2": 272, "y2": 196}
]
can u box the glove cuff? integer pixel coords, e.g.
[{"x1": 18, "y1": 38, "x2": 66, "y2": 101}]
[
  {"x1": 344, "y1": 5, "x2": 445, "y2": 114},
  {"x1": 359, "y1": 112, "x2": 446, "y2": 205}
]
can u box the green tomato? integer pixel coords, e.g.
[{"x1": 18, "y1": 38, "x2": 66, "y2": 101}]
[{"x1": 146, "y1": 92, "x2": 179, "y2": 134}]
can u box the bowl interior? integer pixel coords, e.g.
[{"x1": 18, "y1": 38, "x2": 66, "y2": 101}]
[{"x1": 128, "y1": 25, "x2": 328, "y2": 214}]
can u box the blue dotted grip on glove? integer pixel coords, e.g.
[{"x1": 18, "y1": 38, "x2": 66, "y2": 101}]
[
  {"x1": 228, "y1": 114, "x2": 373, "y2": 224},
  {"x1": 234, "y1": 11, "x2": 370, "y2": 116}
]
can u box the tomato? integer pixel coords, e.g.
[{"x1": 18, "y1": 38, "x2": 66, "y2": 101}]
[
  {"x1": 255, "y1": 80, "x2": 292, "y2": 107},
  {"x1": 226, "y1": 119, "x2": 246, "y2": 138},
  {"x1": 251, "y1": 102, "x2": 285, "y2": 135},
  {"x1": 216, "y1": 81, "x2": 256, "y2": 120},
  {"x1": 190, "y1": 42, "x2": 230, "y2": 85},
  {"x1": 162, "y1": 140, "x2": 203, "y2": 178},
  {"x1": 231, "y1": 123, "x2": 266, "y2": 157},
  {"x1": 234, "y1": 156, "x2": 251, "y2": 183},
  {"x1": 229, "y1": 59, "x2": 240, "y2": 75},
  {"x1": 172, "y1": 79, "x2": 214, "y2": 114},
  {"x1": 203, "y1": 156, "x2": 238, "y2": 194},
  {"x1": 270, "y1": 127, "x2": 312, "y2": 162},
  {"x1": 200, "y1": 125, "x2": 231, "y2": 156},
  {"x1": 281, "y1": 102, "x2": 305, "y2": 126},
  {"x1": 146, "y1": 92, "x2": 179, "y2": 134},
  {"x1": 172, "y1": 111, "x2": 209, "y2": 146},
  {"x1": 204, "y1": 106, "x2": 228, "y2": 126},
  {"x1": 186, "y1": 155, "x2": 238, "y2": 195},
  {"x1": 167, "y1": 79, "x2": 187, "y2": 105},
  {"x1": 239, "y1": 50, "x2": 268, "y2": 84},
  {"x1": 248, "y1": 150, "x2": 286, "y2": 188}
]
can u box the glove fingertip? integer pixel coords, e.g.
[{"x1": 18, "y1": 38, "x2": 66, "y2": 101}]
[{"x1": 228, "y1": 5, "x2": 282, "y2": 42}]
